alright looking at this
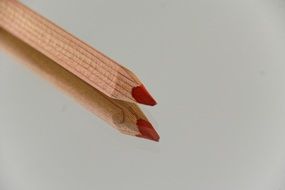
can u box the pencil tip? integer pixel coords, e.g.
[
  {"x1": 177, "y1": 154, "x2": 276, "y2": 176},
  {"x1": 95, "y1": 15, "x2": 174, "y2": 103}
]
[
  {"x1": 132, "y1": 85, "x2": 157, "y2": 106},
  {"x1": 136, "y1": 119, "x2": 160, "y2": 142}
]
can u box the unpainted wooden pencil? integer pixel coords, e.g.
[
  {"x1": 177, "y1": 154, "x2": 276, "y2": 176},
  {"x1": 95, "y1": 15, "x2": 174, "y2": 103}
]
[
  {"x1": 0, "y1": 28, "x2": 159, "y2": 141},
  {"x1": 0, "y1": 0, "x2": 157, "y2": 106}
]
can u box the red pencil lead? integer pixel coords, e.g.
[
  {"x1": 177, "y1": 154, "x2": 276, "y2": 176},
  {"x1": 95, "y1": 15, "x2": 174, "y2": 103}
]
[
  {"x1": 132, "y1": 85, "x2": 157, "y2": 106},
  {"x1": 136, "y1": 119, "x2": 160, "y2": 142}
]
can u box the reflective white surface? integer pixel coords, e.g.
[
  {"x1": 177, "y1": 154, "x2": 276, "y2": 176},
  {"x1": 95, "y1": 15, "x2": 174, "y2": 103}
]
[{"x1": 1, "y1": 0, "x2": 285, "y2": 189}]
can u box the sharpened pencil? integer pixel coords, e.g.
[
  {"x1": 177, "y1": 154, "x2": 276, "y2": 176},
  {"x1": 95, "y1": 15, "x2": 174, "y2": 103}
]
[
  {"x1": 0, "y1": 0, "x2": 157, "y2": 106},
  {"x1": 0, "y1": 28, "x2": 160, "y2": 141}
]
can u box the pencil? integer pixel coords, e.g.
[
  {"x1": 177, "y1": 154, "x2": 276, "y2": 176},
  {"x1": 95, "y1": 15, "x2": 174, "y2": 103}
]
[
  {"x1": 0, "y1": 0, "x2": 157, "y2": 106},
  {"x1": 0, "y1": 28, "x2": 160, "y2": 141}
]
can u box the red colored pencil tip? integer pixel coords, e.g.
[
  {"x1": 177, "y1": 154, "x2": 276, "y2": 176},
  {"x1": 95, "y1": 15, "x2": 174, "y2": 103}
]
[
  {"x1": 136, "y1": 119, "x2": 160, "y2": 142},
  {"x1": 132, "y1": 85, "x2": 157, "y2": 106}
]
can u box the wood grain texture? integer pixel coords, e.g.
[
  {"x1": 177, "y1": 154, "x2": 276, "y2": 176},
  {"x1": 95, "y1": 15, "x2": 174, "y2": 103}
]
[
  {"x1": 0, "y1": 0, "x2": 155, "y2": 105},
  {"x1": 0, "y1": 28, "x2": 153, "y2": 138}
]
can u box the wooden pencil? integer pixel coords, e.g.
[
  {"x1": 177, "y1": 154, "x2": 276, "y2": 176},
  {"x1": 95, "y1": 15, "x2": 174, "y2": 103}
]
[
  {"x1": 0, "y1": 0, "x2": 157, "y2": 106},
  {"x1": 0, "y1": 28, "x2": 160, "y2": 141}
]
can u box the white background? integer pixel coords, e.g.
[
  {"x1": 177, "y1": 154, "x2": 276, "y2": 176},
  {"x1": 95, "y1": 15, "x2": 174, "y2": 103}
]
[{"x1": 1, "y1": 0, "x2": 285, "y2": 189}]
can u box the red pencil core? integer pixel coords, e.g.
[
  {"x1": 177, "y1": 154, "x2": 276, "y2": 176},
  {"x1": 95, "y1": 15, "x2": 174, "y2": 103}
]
[
  {"x1": 136, "y1": 119, "x2": 160, "y2": 142},
  {"x1": 132, "y1": 85, "x2": 157, "y2": 106}
]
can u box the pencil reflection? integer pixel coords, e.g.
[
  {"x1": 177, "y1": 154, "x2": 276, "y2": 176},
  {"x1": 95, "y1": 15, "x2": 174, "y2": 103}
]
[{"x1": 0, "y1": 28, "x2": 147, "y2": 137}]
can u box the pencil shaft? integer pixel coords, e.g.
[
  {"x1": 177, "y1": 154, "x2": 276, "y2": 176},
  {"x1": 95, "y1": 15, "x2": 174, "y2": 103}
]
[
  {"x1": 0, "y1": 0, "x2": 156, "y2": 105},
  {"x1": 0, "y1": 28, "x2": 150, "y2": 137}
]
